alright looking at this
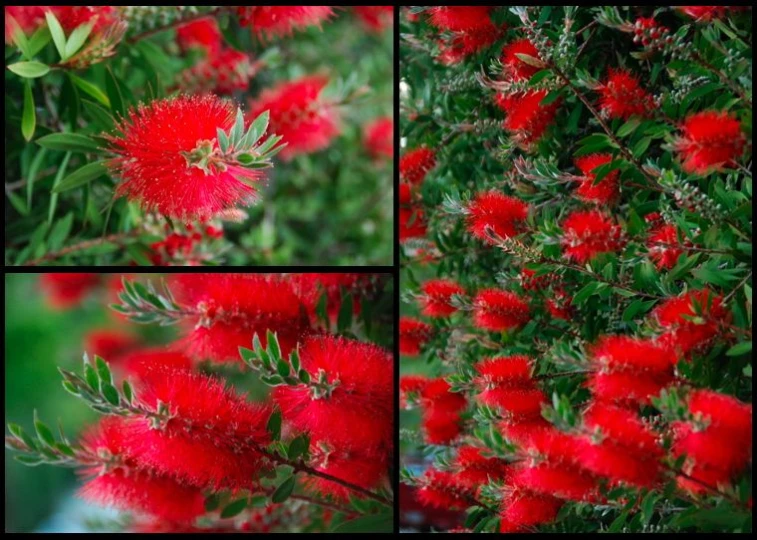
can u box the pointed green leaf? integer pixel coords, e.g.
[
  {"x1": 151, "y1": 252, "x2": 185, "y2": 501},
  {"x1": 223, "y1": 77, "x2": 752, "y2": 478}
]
[
  {"x1": 243, "y1": 110, "x2": 269, "y2": 149},
  {"x1": 271, "y1": 475, "x2": 296, "y2": 503},
  {"x1": 47, "y1": 212, "x2": 74, "y2": 251},
  {"x1": 101, "y1": 382, "x2": 120, "y2": 406},
  {"x1": 22, "y1": 81, "x2": 35, "y2": 141},
  {"x1": 69, "y1": 74, "x2": 110, "y2": 107},
  {"x1": 26, "y1": 147, "x2": 47, "y2": 208},
  {"x1": 33, "y1": 411, "x2": 55, "y2": 447},
  {"x1": 52, "y1": 161, "x2": 107, "y2": 193},
  {"x1": 15, "y1": 455, "x2": 44, "y2": 466},
  {"x1": 48, "y1": 151, "x2": 71, "y2": 223},
  {"x1": 122, "y1": 380, "x2": 133, "y2": 403},
  {"x1": 36, "y1": 133, "x2": 102, "y2": 153},
  {"x1": 289, "y1": 347, "x2": 300, "y2": 373},
  {"x1": 27, "y1": 26, "x2": 51, "y2": 57},
  {"x1": 220, "y1": 498, "x2": 248, "y2": 518},
  {"x1": 287, "y1": 434, "x2": 309, "y2": 461},
  {"x1": 726, "y1": 342, "x2": 752, "y2": 357},
  {"x1": 298, "y1": 369, "x2": 310, "y2": 384},
  {"x1": 9, "y1": 17, "x2": 33, "y2": 59},
  {"x1": 267, "y1": 410, "x2": 282, "y2": 441},
  {"x1": 8, "y1": 61, "x2": 50, "y2": 78},
  {"x1": 84, "y1": 363, "x2": 99, "y2": 392},
  {"x1": 337, "y1": 293, "x2": 353, "y2": 332},
  {"x1": 238, "y1": 346, "x2": 256, "y2": 366},
  {"x1": 45, "y1": 11, "x2": 67, "y2": 60},
  {"x1": 64, "y1": 22, "x2": 93, "y2": 58},
  {"x1": 217, "y1": 128, "x2": 230, "y2": 153},
  {"x1": 266, "y1": 330, "x2": 281, "y2": 361}
]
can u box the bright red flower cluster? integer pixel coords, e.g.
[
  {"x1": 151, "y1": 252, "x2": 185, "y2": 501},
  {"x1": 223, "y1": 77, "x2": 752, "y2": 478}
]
[
  {"x1": 427, "y1": 7, "x2": 494, "y2": 32},
  {"x1": 176, "y1": 17, "x2": 222, "y2": 56},
  {"x1": 472, "y1": 289, "x2": 531, "y2": 332},
  {"x1": 353, "y1": 6, "x2": 393, "y2": 32},
  {"x1": 497, "y1": 90, "x2": 560, "y2": 149},
  {"x1": 674, "y1": 110, "x2": 745, "y2": 174},
  {"x1": 177, "y1": 47, "x2": 251, "y2": 95},
  {"x1": 400, "y1": 146, "x2": 436, "y2": 184},
  {"x1": 5, "y1": 6, "x2": 114, "y2": 43},
  {"x1": 561, "y1": 210, "x2": 625, "y2": 264},
  {"x1": 646, "y1": 222, "x2": 685, "y2": 270},
  {"x1": 248, "y1": 75, "x2": 339, "y2": 161},
  {"x1": 416, "y1": 468, "x2": 473, "y2": 509},
  {"x1": 236, "y1": 6, "x2": 334, "y2": 39},
  {"x1": 399, "y1": 316, "x2": 433, "y2": 356},
  {"x1": 466, "y1": 191, "x2": 530, "y2": 244},
  {"x1": 106, "y1": 94, "x2": 264, "y2": 222},
  {"x1": 653, "y1": 289, "x2": 728, "y2": 357},
  {"x1": 419, "y1": 378, "x2": 468, "y2": 444},
  {"x1": 501, "y1": 38, "x2": 541, "y2": 81},
  {"x1": 436, "y1": 24, "x2": 503, "y2": 65},
  {"x1": 475, "y1": 355, "x2": 545, "y2": 419},
  {"x1": 419, "y1": 278, "x2": 465, "y2": 318},
  {"x1": 597, "y1": 68, "x2": 653, "y2": 120},
  {"x1": 363, "y1": 116, "x2": 393, "y2": 160},
  {"x1": 573, "y1": 153, "x2": 620, "y2": 205},
  {"x1": 41, "y1": 273, "x2": 101, "y2": 309}
]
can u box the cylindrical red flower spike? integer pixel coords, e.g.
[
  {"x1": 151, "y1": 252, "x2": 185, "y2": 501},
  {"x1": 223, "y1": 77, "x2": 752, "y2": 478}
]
[
  {"x1": 560, "y1": 210, "x2": 625, "y2": 264},
  {"x1": 400, "y1": 206, "x2": 428, "y2": 242},
  {"x1": 674, "y1": 110, "x2": 745, "y2": 174},
  {"x1": 273, "y1": 335, "x2": 393, "y2": 451},
  {"x1": 652, "y1": 289, "x2": 728, "y2": 356},
  {"x1": 647, "y1": 223, "x2": 686, "y2": 270},
  {"x1": 177, "y1": 47, "x2": 251, "y2": 95},
  {"x1": 511, "y1": 463, "x2": 598, "y2": 501},
  {"x1": 419, "y1": 278, "x2": 465, "y2": 318},
  {"x1": 79, "y1": 418, "x2": 206, "y2": 523},
  {"x1": 84, "y1": 329, "x2": 140, "y2": 364},
  {"x1": 236, "y1": 6, "x2": 335, "y2": 38},
  {"x1": 501, "y1": 38, "x2": 542, "y2": 82},
  {"x1": 51, "y1": 6, "x2": 115, "y2": 34},
  {"x1": 498, "y1": 90, "x2": 560, "y2": 148},
  {"x1": 573, "y1": 154, "x2": 620, "y2": 205},
  {"x1": 353, "y1": 6, "x2": 393, "y2": 32},
  {"x1": 597, "y1": 68, "x2": 653, "y2": 120},
  {"x1": 453, "y1": 446, "x2": 511, "y2": 489},
  {"x1": 176, "y1": 16, "x2": 221, "y2": 56},
  {"x1": 106, "y1": 94, "x2": 265, "y2": 221},
  {"x1": 399, "y1": 316, "x2": 432, "y2": 356},
  {"x1": 466, "y1": 191, "x2": 529, "y2": 244},
  {"x1": 475, "y1": 355, "x2": 534, "y2": 387},
  {"x1": 478, "y1": 387, "x2": 547, "y2": 418},
  {"x1": 427, "y1": 6, "x2": 494, "y2": 32},
  {"x1": 248, "y1": 76, "x2": 339, "y2": 161},
  {"x1": 416, "y1": 469, "x2": 474, "y2": 509},
  {"x1": 546, "y1": 289, "x2": 573, "y2": 321},
  {"x1": 363, "y1": 116, "x2": 393, "y2": 159},
  {"x1": 41, "y1": 273, "x2": 100, "y2": 309},
  {"x1": 400, "y1": 146, "x2": 436, "y2": 184},
  {"x1": 420, "y1": 378, "x2": 467, "y2": 444},
  {"x1": 499, "y1": 490, "x2": 563, "y2": 532},
  {"x1": 472, "y1": 289, "x2": 530, "y2": 332},
  {"x1": 171, "y1": 273, "x2": 311, "y2": 363},
  {"x1": 117, "y1": 348, "x2": 194, "y2": 380}
]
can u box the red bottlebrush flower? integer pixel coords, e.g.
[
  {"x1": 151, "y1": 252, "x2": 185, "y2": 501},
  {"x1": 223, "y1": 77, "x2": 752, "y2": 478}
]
[
  {"x1": 420, "y1": 378, "x2": 467, "y2": 444},
  {"x1": 436, "y1": 23, "x2": 503, "y2": 64},
  {"x1": 171, "y1": 274, "x2": 310, "y2": 362},
  {"x1": 472, "y1": 289, "x2": 530, "y2": 332},
  {"x1": 498, "y1": 417, "x2": 551, "y2": 446},
  {"x1": 117, "y1": 348, "x2": 194, "y2": 380},
  {"x1": 466, "y1": 191, "x2": 529, "y2": 244},
  {"x1": 41, "y1": 273, "x2": 100, "y2": 309},
  {"x1": 177, "y1": 47, "x2": 251, "y2": 95},
  {"x1": 106, "y1": 94, "x2": 264, "y2": 222},
  {"x1": 678, "y1": 6, "x2": 732, "y2": 21},
  {"x1": 307, "y1": 446, "x2": 389, "y2": 501},
  {"x1": 653, "y1": 289, "x2": 727, "y2": 356},
  {"x1": 546, "y1": 288, "x2": 573, "y2": 321},
  {"x1": 399, "y1": 316, "x2": 432, "y2": 356},
  {"x1": 248, "y1": 76, "x2": 339, "y2": 161},
  {"x1": 286, "y1": 272, "x2": 368, "y2": 322},
  {"x1": 363, "y1": 116, "x2": 393, "y2": 159},
  {"x1": 273, "y1": 335, "x2": 393, "y2": 450},
  {"x1": 591, "y1": 335, "x2": 677, "y2": 375},
  {"x1": 400, "y1": 206, "x2": 428, "y2": 242},
  {"x1": 521, "y1": 427, "x2": 588, "y2": 465},
  {"x1": 501, "y1": 39, "x2": 542, "y2": 82},
  {"x1": 647, "y1": 223, "x2": 686, "y2": 270},
  {"x1": 498, "y1": 90, "x2": 560, "y2": 148},
  {"x1": 583, "y1": 402, "x2": 662, "y2": 454},
  {"x1": 84, "y1": 329, "x2": 140, "y2": 363},
  {"x1": 478, "y1": 387, "x2": 547, "y2": 418},
  {"x1": 597, "y1": 69, "x2": 653, "y2": 120},
  {"x1": 587, "y1": 371, "x2": 672, "y2": 406},
  {"x1": 475, "y1": 355, "x2": 533, "y2": 387},
  {"x1": 454, "y1": 446, "x2": 511, "y2": 489},
  {"x1": 561, "y1": 210, "x2": 625, "y2": 264},
  {"x1": 499, "y1": 491, "x2": 563, "y2": 532},
  {"x1": 53, "y1": 6, "x2": 115, "y2": 34},
  {"x1": 400, "y1": 374, "x2": 430, "y2": 399},
  {"x1": 578, "y1": 439, "x2": 662, "y2": 488},
  {"x1": 416, "y1": 469, "x2": 473, "y2": 509},
  {"x1": 236, "y1": 6, "x2": 335, "y2": 39},
  {"x1": 674, "y1": 110, "x2": 745, "y2": 174},
  {"x1": 399, "y1": 182, "x2": 412, "y2": 205},
  {"x1": 520, "y1": 268, "x2": 552, "y2": 291},
  {"x1": 688, "y1": 389, "x2": 752, "y2": 436},
  {"x1": 511, "y1": 463, "x2": 598, "y2": 501},
  {"x1": 420, "y1": 279, "x2": 465, "y2": 317},
  {"x1": 176, "y1": 17, "x2": 221, "y2": 56},
  {"x1": 353, "y1": 6, "x2": 393, "y2": 32},
  {"x1": 573, "y1": 153, "x2": 621, "y2": 205},
  {"x1": 121, "y1": 367, "x2": 272, "y2": 490},
  {"x1": 400, "y1": 146, "x2": 436, "y2": 184},
  {"x1": 79, "y1": 418, "x2": 206, "y2": 523},
  {"x1": 427, "y1": 7, "x2": 494, "y2": 31}
]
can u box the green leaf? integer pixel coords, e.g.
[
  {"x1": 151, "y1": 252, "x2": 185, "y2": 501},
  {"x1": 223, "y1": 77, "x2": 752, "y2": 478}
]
[
  {"x1": 8, "y1": 17, "x2": 33, "y2": 59},
  {"x1": 514, "y1": 53, "x2": 545, "y2": 68},
  {"x1": 571, "y1": 282, "x2": 600, "y2": 306},
  {"x1": 22, "y1": 81, "x2": 36, "y2": 141},
  {"x1": 332, "y1": 513, "x2": 392, "y2": 533},
  {"x1": 238, "y1": 346, "x2": 256, "y2": 366},
  {"x1": 617, "y1": 117, "x2": 641, "y2": 137},
  {"x1": 8, "y1": 61, "x2": 50, "y2": 78},
  {"x1": 26, "y1": 146, "x2": 47, "y2": 208},
  {"x1": 271, "y1": 475, "x2": 296, "y2": 503},
  {"x1": 33, "y1": 410, "x2": 56, "y2": 447},
  {"x1": 237, "y1": 153, "x2": 254, "y2": 165},
  {"x1": 36, "y1": 133, "x2": 102, "y2": 153},
  {"x1": 27, "y1": 26, "x2": 51, "y2": 57},
  {"x1": 52, "y1": 161, "x2": 108, "y2": 193},
  {"x1": 9, "y1": 423, "x2": 39, "y2": 451},
  {"x1": 55, "y1": 442, "x2": 75, "y2": 457},
  {"x1": 217, "y1": 128, "x2": 230, "y2": 152},
  {"x1": 298, "y1": 369, "x2": 311, "y2": 384},
  {"x1": 726, "y1": 342, "x2": 752, "y2": 357},
  {"x1": 528, "y1": 69, "x2": 551, "y2": 86},
  {"x1": 122, "y1": 380, "x2": 133, "y2": 403},
  {"x1": 244, "y1": 109, "x2": 270, "y2": 148},
  {"x1": 267, "y1": 410, "x2": 282, "y2": 441},
  {"x1": 252, "y1": 333, "x2": 264, "y2": 354},
  {"x1": 15, "y1": 455, "x2": 44, "y2": 466},
  {"x1": 276, "y1": 358, "x2": 290, "y2": 378},
  {"x1": 632, "y1": 136, "x2": 652, "y2": 159},
  {"x1": 220, "y1": 498, "x2": 248, "y2": 519},
  {"x1": 84, "y1": 363, "x2": 99, "y2": 392},
  {"x1": 69, "y1": 74, "x2": 110, "y2": 108},
  {"x1": 64, "y1": 22, "x2": 93, "y2": 58},
  {"x1": 48, "y1": 151, "x2": 71, "y2": 223},
  {"x1": 267, "y1": 330, "x2": 281, "y2": 361},
  {"x1": 230, "y1": 107, "x2": 245, "y2": 147},
  {"x1": 204, "y1": 493, "x2": 221, "y2": 512},
  {"x1": 82, "y1": 98, "x2": 114, "y2": 129},
  {"x1": 47, "y1": 212, "x2": 74, "y2": 251},
  {"x1": 337, "y1": 293, "x2": 353, "y2": 332},
  {"x1": 289, "y1": 347, "x2": 300, "y2": 373},
  {"x1": 45, "y1": 11, "x2": 67, "y2": 60},
  {"x1": 287, "y1": 434, "x2": 309, "y2": 461},
  {"x1": 101, "y1": 382, "x2": 120, "y2": 406},
  {"x1": 540, "y1": 88, "x2": 562, "y2": 106},
  {"x1": 105, "y1": 66, "x2": 124, "y2": 117}
]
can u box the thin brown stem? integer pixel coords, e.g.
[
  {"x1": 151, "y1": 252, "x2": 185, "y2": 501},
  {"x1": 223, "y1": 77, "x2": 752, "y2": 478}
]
[
  {"x1": 723, "y1": 271, "x2": 752, "y2": 304},
  {"x1": 21, "y1": 231, "x2": 139, "y2": 266}
]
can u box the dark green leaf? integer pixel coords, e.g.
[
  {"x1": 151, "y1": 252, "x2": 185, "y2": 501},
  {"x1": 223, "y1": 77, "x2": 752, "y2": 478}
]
[
  {"x1": 220, "y1": 498, "x2": 248, "y2": 518},
  {"x1": 101, "y1": 382, "x2": 120, "y2": 406},
  {"x1": 122, "y1": 380, "x2": 133, "y2": 403},
  {"x1": 726, "y1": 342, "x2": 752, "y2": 357},
  {"x1": 271, "y1": 475, "x2": 296, "y2": 503},
  {"x1": 33, "y1": 411, "x2": 55, "y2": 447},
  {"x1": 47, "y1": 212, "x2": 74, "y2": 251},
  {"x1": 337, "y1": 293, "x2": 353, "y2": 332},
  {"x1": 267, "y1": 410, "x2": 282, "y2": 441},
  {"x1": 36, "y1": 133, "x2": 102, "y2": 153},
  {"x1": 105, "y1": 66, "x2": 124, "y2": 117},
  {"x1": 332, "y1": 512, "x2": 392, "y2": 533},
  {"x1": 95, "y1": 356, "x2": 112, "y2": 385},
  {"x1": 69, "y1": 74, "x2": 110, "y2": 107},
  {"x1": 52, "y1": 161, "x2": 107, "y2": 193},
  {"x1": 267, "y1": 330, "x2": 281, "y2": 361},
  {"x1": 287, "y1": 434, "x2": 309, "y2": 461},
  {"x1": 22, "y1": 81, "x2": 35, "y2": 141}
]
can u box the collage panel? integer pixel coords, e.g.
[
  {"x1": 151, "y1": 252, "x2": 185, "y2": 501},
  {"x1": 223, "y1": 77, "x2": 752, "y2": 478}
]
[
  {"x1": 399, "y1": 5, "x2": 752, "y2": 535},
  {"x1": 4, "y1": 272, "x2": 395, "y2": 533},
  {"x1": 5, "y1": 6, "x2": 394, "y2": 267}
]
